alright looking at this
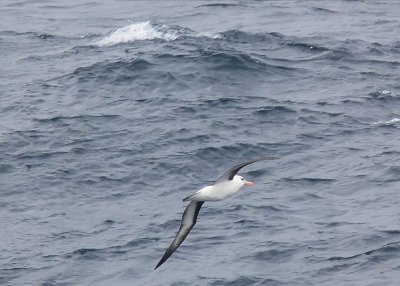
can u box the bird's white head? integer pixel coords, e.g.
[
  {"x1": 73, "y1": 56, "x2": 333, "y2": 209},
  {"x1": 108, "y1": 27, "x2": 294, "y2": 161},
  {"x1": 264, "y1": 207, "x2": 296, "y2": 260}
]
[{"x1": 234, "y1": 175, "x2": 254, "y2": 187}]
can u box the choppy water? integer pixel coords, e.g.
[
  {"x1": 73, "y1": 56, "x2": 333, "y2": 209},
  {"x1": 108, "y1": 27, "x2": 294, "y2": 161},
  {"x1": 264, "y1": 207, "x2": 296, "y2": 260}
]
[{"x1": 1, "y1": 1, "x2": 400, "y2": 285}]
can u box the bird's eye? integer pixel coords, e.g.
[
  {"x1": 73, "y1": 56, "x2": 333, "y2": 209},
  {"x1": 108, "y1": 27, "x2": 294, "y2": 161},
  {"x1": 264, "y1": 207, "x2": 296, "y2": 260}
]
[{"x1": 241, "y1": 178, "x2": 244, "y2": 181}]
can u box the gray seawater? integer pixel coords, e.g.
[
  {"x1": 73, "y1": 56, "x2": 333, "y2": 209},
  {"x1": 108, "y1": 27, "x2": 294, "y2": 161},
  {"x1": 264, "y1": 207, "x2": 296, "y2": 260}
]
[{"x1": 1, "y1": 1, "x2": 400, "y2": 285}]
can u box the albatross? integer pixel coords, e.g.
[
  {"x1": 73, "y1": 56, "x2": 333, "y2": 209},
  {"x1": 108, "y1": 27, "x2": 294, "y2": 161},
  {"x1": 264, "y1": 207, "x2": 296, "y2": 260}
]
[{"x1": 155, "y1": 157, "x2": 277, "y2": 269}]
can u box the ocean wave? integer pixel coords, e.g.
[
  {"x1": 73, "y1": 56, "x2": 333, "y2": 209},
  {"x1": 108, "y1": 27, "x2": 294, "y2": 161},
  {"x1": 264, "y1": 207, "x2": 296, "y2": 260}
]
[
  {"x1": 204, "y1": 276, "x2": 278, "y2": 286},
  {"x1": 35, "y1": 114, "x2": 120, "y2": 123},
  {"x1": 62, "y1": 49, "x2": 294, "y2": 87},
  {"x1": 199, "y1": 97, "x2": 241, "y2": 107},
  {"x1": 282, "y1": 177, "x2": 335, "y2": 183},
  {"x1": 194, "y1": 143, "x2": 279, "y2": 161},
  {"x1": 92, "y1": 26, "x2": 309, "y2": 77},
  {"x1": 220, "y1": 30, "x2": 284, "y2": 43},
  {"x1": 153, "y1": 49, "x2": 295, "y2": 74},
  {"x1": 0, "y1": 163, "x2": 14, "y2": 174},
  {"x1": 283, "y1": 40, "x2": 329, "y2": 53},
  {"x1": 67, "y1": 237, "x2": 161, "y2": 260},
  {"x1": 381, "y1": 230, "x2": 400, "y2": 235},
  {"x1": 327, "y1": 241, "x2": 400, "y2": 261},
  {"x1": 254, "y1": 247, "x2": 296, "y2": 263},
  {"x1": 96, "y1": 21, "x2": 220, "y2": 46},
  {"x1": 312, "y1": 7, "x2": 337, "y2": 13},
  {"x1": 368, "y1": 90, "x2": 398, "y2": 99},
  {"x1": 254, "y1": 106, "x2": 297, "y2": 116},
  {"x1": 220, "y1": 29, "x2": 329, "y2": 56},
  {"x1": 213, "y1": 51, "x2": 300, "y2": 72},
  {"x1": 196, "y1": 3, "x2": 245, "y2": 8},
  {"x1": 1, "y1": 30, "x2": 67, "y2": 41},
  {"x1": 378, "y1": 166, "x2": 400, "y2": 183},
  {"x1": 96, "y1": 22, "x2": 179, "y2": 46},
  {"x1": 67, "y1": 58, "x2": 153, "y2": 83},
  {"x1": 372, "y1": 118, "x2": 400, "y2": 126}
]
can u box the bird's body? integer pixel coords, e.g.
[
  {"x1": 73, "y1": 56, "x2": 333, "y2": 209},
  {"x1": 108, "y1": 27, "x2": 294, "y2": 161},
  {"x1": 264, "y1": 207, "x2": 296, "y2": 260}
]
[
  {"x1": 183, "y1": 175, "x2": 252, "y2": 201},
  {"x1": 154, "y1": 157, "x2": 277, "y2": 270}
]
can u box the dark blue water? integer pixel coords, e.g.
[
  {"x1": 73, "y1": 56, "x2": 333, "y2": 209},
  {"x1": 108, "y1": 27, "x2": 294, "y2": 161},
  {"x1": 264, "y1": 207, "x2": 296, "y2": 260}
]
[{"x1": 1, "y1": 1, "x2": 400, "y2": 285}]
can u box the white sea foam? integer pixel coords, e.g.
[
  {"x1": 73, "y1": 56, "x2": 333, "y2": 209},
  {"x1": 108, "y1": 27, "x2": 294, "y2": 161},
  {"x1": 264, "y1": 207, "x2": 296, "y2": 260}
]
[
  {"x1": 373, "y1": 118, "x2": 400, "y2": 126},
  {"x1": 373, "y1": 90, "x2": 398, "y2": 98},
  {"x1": 96, "y1": 21, "x2": 179, "y2": 46},
  {"x1": 197, "y1": 31, "x2": 221, "y2": 39},
  {"x1": 96, "y1": 21, "x2": 221, "y2": 46}
]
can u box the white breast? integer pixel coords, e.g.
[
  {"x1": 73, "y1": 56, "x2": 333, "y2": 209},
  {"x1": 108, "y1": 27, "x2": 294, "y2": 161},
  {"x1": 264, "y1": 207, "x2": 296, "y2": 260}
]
[{"x1": 189, "y1": 180, "x2": 243, "y2": 201}]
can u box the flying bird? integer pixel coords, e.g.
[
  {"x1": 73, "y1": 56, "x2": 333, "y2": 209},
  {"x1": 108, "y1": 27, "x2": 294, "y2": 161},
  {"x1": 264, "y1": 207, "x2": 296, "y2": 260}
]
[{"x1": 155, "y1": 157, "x2": 277, "y2": 269}]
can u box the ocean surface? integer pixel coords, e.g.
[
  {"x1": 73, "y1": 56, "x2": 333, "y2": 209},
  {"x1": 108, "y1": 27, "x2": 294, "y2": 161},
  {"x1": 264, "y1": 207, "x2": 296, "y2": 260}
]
[{"x1": 1, "y1": 1, "x2": 400, "y2": 285}]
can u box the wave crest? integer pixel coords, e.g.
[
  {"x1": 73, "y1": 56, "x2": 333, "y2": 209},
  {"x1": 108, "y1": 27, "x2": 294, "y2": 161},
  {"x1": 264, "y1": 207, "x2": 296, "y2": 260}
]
[
  {"x1": 96, "y1": 21, "x2": 179, "y2": 46},
  {"x1": 96, "y1": 21, "x2": 220, "y2": 46},
  {"x1": 373, "y1": 118, "x2": 400, "y2": 126}
]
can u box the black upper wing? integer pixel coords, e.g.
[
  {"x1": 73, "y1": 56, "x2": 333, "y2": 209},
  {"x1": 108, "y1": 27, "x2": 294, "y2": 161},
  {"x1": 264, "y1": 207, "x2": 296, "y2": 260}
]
[
  {"x1": 214, "y1": 156, "x2": 278, "y2": 184},
  {"x1": 155, "y1": 201, "x2": 204, "y2": 269}
]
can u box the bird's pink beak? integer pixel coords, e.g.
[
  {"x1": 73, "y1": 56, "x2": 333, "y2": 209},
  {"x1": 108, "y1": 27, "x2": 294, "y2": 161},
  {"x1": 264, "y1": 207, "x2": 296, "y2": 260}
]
[{"x1": 244, "y1": 181, "x2": 254, "y2": 186}]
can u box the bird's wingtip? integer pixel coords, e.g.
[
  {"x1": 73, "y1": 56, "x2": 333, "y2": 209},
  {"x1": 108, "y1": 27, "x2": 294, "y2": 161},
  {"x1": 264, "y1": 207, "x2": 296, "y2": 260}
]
[{"x1": 154, "y1": 260, "x2": 163, "y2": 270}]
